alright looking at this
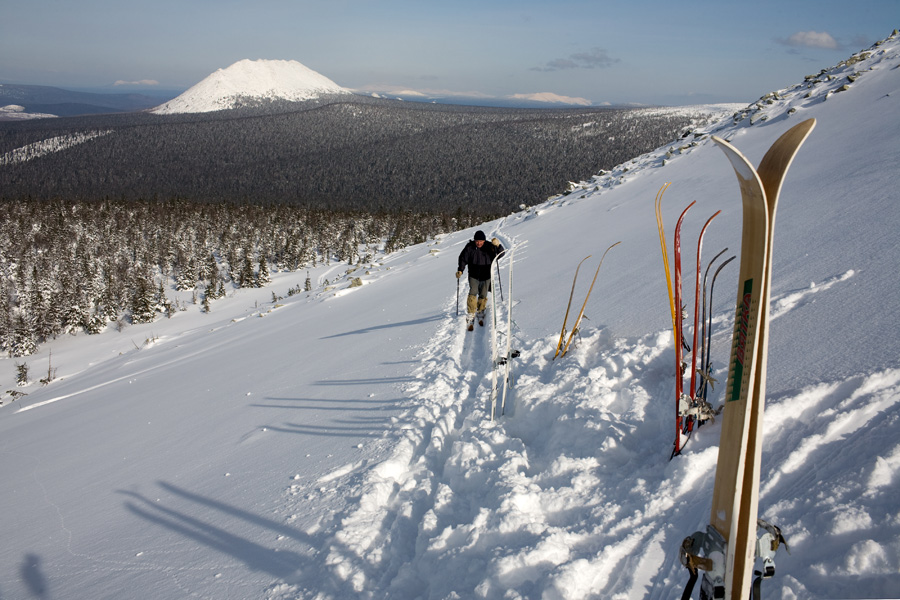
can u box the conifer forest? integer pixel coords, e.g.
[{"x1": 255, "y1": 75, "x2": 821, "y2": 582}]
[{"x1": 0, "y1": 96, "x2": 725, "y2": 356}]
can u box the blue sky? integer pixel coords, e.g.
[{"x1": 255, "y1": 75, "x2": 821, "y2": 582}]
[{"x1": 2, "y1": 0, "x2": 896, "y2": 105}]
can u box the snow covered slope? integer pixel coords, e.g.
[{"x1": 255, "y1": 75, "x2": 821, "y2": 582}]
[
  {"x1": 2, "y1": 32, "x2": 899, "y2": 600},
  {"x1": 152, "y1": 59, "x2": 350, "y2": 114}
]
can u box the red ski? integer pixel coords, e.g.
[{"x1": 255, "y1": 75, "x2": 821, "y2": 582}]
[{"x1": 672, "y1": 201, "x2": 695, "y2": 456}]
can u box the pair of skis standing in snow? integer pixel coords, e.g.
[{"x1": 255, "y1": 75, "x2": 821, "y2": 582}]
[
  {"x1": 553, "y1": 241, "x2": 621, "y2": 360},
  {"x1": 674, "y1": 119, "x2": 816, "y2": 600},
  {"x1": 457, "y1": 230, "x2": 518, "y2": 420}
]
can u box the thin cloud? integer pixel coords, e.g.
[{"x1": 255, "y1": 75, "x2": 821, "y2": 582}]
[
  {"x1": 778, "y1": 31, "x2": 841, "y2": 50},
  {"x1": 531, "y1": 47, "x2": 619, "y2": 72},
  {"x1": 113, "y1": 79, "x2": 160, "y2": 86}
]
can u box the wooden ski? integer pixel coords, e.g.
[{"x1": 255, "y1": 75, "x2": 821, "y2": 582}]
[
  {"x1": 680, "y1": 118, "x2": 816, "y2": 600},
  {"x1": 654, "y1": 182, "x2": 676, "y2": 331},
  {"x1": 554, "y1": 255, "x2": 591, "y2": 359},
  {"x1": 558, "y1": 241, "x2": 621, "y2": 358},
  {"x1": 500, "y1": 244, "x2": 516, "y2": 416}
]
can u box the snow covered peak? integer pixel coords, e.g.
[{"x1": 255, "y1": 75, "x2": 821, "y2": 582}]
[
  {"x1": 509, "y1": 92, "x2": 592, "y2": 106},
  {"x1": 152, "y1": 59, "x2": 351, "y2": 114}
]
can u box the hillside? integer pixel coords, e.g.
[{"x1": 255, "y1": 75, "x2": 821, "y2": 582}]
[{"x1": 1, "y1": 31, "x2": 898, "y2": 600}]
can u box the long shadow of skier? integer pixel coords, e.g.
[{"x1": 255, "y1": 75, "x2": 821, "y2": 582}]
[
  {"x1": 320, "y1": 313, "x2": 445, "y2": 338},
  {"x1": 119, "y1": 482, "x2": 316, "y2": 580}
]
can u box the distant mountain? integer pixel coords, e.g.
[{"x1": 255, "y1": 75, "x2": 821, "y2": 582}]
[
  {"x1": 361, "y1": 87, "x2": 595, "y2": 108},
  {"x1": 152, "y1": 59, "x2": 352, "y2": 114},
  {"x1": 0, "y1": 83, "x2": 174, "y2": 118},
  {"x1": 508, "y1": 92, "x2": 592, "y2": 106}
]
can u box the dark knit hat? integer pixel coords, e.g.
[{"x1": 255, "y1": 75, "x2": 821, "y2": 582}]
[{"x1": 474, "y1": 230, "x2": 486, "y2": 241}]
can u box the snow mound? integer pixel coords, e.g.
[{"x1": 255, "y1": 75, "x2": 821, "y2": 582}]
[{"x1": 152, "y1": 59, "x2": 351, "y2": 114}]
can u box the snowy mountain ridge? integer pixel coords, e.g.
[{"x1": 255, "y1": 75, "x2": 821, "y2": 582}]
[
  {"x1": 2, "y1": 31, "x2": 899, "y2": 600},
  {"x1": 151, "y1": 59, "x2": 351, "y2": 114}
]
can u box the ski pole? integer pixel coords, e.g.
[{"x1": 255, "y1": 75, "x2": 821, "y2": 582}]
[{"x1": 456, "y1": 275, "x2": 460, "y2": 317}]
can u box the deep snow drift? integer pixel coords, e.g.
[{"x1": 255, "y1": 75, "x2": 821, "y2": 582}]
[{"x1": 2, "y1": 33, "x2": 899, "y2": 600}]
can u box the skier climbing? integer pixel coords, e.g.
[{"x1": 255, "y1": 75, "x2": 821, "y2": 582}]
[{"x1": 456, "y1": 230, "x2": 504, "y2": 330}]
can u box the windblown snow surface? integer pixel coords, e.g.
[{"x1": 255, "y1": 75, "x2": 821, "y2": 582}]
[{"x1": 2, "y1": 33, "x2": 899, "y2": 600}]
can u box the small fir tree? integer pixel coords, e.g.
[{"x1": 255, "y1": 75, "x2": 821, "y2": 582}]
[
  {"x1": 239, "y1": 252, "x2": 255, "y2": 288},
  {"x1": 131, "y1": 276, "x2": 157, "y2": 324},
  {"x1": 15, "y1": 362, "x2": 28, "y2": 386},
  {"x1": 257, "y1": 255, "x2": 271, "y2": 287}
]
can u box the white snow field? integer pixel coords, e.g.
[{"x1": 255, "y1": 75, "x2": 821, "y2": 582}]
[{"x1": 2, "y1": 32, "x2": 899, "y2": 600}]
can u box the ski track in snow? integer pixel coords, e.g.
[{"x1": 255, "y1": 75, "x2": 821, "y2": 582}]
[
  {"x1": 268, "y1": 232, "x2": 726, "y2": 599},
  {"x1": 250, "y1": 141, "x2": 900, "y2": 597},
  {"x1": 770, "y1": 269, "x2": 855, "y2": 321},
  {"x1": 267, "y1": 242, "x2": 899, "y2": 598},
  {"x1": 274, "y1": 333, "x2": 900, "y2": 599}
]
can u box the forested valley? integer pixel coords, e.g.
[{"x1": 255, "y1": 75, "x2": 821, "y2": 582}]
[
  {"x1": 1, "y1": 96, "x2": 710, "y2": 213},
  {"x1": 0, "y1": 96, "x2": 732, "y2": 357}
]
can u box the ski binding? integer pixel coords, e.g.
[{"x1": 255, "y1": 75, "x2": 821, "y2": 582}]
[
  {"x1": 496, "y1": 349, "x2": 520, "y2": 366},
  {"x1": 680, "y1": 520, "x2": 788, "y2": 600}
]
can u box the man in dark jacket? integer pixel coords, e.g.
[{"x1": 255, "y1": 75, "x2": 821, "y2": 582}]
[{"x1": 456, "y1": 230, "x2": 504, "y2": 330}]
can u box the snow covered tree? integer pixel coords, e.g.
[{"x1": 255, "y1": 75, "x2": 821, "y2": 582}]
[
  {"x1": 257, "y1": 255, "x2": 271, "y2": 287},
  {"x1": 238, "y1": 251, "x2": 255, "y2": 288},
  {"x1": 9, "y1": 312, "x2": 37, "y2": 357},
  {"x1": 130, "y1": 273, "x2": 157, "y2": 324},
  {"x1": 15, "y1": 362, "x2": 28, "y2": 386}
]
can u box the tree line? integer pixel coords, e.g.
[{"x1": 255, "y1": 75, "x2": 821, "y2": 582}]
[{"x1": 0, "y1": 197, "x2": 478, "y2": 357}]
